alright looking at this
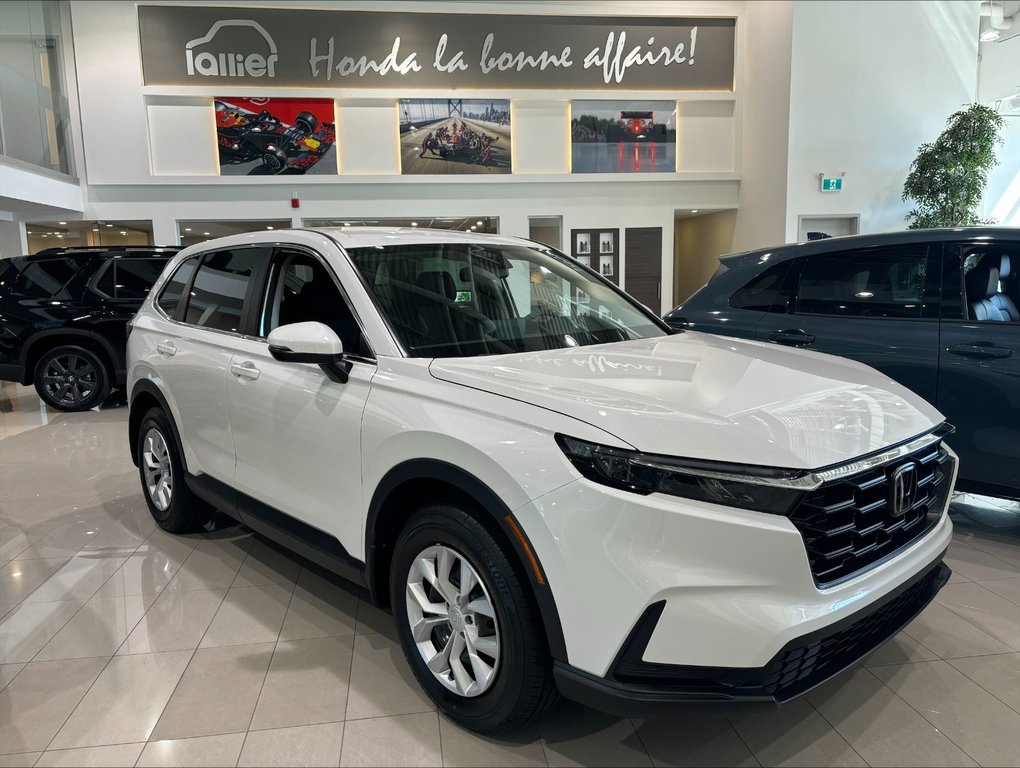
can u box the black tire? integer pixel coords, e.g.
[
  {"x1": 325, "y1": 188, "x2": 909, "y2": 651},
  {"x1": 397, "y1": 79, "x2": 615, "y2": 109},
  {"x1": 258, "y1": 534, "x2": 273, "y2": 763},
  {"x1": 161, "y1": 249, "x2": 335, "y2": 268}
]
[
  {"x1": 136, "y1": 406, "x2": 212, "y2": 533},
  {"x1": 294, "y1": 111, "x2": 317, "y2": 134},
  {"x1": 262, "y1": 147, "x2": 288, "y2": 173},
  {"x1": 390, "y1": 504, "x2": 557, "y2": 732},
  {"x1": 34, "y1": 345, "x2": 111, "y2": 412}
]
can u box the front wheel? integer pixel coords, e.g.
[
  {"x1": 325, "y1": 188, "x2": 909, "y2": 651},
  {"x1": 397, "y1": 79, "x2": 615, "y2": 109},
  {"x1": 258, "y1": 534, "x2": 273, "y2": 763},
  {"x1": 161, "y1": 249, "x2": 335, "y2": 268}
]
[
  {"x1": 34, "y1": 345, "x2": 111, "y2": 411},
  {"x1": 390, "y1": 504, "x2": 556, "y2": 732}
]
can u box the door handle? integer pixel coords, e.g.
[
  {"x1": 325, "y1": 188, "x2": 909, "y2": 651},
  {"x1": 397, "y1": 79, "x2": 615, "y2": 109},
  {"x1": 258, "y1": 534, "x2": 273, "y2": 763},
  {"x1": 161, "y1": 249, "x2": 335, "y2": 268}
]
[
  {"x1": 230, "y1": 361, "x2": 261, "y2": 381},
  {"x1": 155, "y1": 341, "x2": 177, "y2": 357},
  {"x1": 767, "y1": 329, "x2": 816, "y2": 347},
  {"x1": 947, "y1": 343, "x2": 1013, "y2": 360}
]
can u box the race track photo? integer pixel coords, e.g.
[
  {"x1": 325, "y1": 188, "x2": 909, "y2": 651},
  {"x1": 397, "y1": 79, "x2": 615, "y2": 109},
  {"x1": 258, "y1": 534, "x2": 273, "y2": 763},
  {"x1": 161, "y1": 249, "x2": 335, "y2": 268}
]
[{"x1": 399, "y1": 100, "x2": 511, "y2": 175}]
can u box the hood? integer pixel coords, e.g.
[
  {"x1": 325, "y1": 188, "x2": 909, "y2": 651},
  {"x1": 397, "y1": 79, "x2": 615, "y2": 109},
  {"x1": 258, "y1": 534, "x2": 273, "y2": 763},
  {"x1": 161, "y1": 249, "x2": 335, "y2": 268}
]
[{"x1": 429, "y1": 333, "x2": 944, "y2": 469}]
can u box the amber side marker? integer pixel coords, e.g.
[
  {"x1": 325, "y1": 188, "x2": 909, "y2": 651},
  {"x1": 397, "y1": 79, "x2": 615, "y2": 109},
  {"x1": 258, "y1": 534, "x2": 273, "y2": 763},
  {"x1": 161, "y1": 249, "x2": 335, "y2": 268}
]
[{"x1": 504, "y1": 515, "x2": 546, "y2": 585}]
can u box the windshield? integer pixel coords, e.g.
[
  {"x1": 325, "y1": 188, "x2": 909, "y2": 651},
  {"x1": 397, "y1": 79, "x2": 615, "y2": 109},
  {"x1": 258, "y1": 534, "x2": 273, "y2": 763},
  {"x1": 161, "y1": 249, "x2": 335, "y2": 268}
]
[{"x1": 347, "y1": 242, "x2": 666, "y2": 357}]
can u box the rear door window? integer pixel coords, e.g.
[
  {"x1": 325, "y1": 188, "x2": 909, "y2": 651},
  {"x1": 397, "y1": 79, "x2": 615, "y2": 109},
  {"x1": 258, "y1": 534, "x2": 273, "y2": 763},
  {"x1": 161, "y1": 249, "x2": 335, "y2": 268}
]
[
  {"x1": 184, "y1": 249, "x2": 265, "y2": 334},
  {"x1": 113, "y1": 259, "x2": 167, "y2": 300},
  {"x1": 794, "y1": 246, "x2": 928, "y2": 318},
  {"x1": 11, "y1": 258, "x2": 80, "y2": 300},
  {"x1": 156, "y1": 258, "x2": 199, "y2": 319}
]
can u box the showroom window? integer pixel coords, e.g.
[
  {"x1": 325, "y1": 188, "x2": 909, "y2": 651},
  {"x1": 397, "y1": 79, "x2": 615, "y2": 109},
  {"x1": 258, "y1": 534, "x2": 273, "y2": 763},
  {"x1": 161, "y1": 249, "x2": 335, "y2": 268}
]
[
  {"x1": 795, "y1": 247, "x2": 929, "y2": 319},
  {"x1": 0, "y1": 0, "x2": 74, "y2": 175},
  {"x1": 184, "y1": 249, "x2": 265, "y2": 333},
  {"x1": 304, "y1": 217, "x2": 499, "y2": 234},
  {"x1": 26, "y1": 220, "x2": 154, "y2": 254},
  {"x1": 178, "y1": 220, "x2": 291, "y2": 248}
]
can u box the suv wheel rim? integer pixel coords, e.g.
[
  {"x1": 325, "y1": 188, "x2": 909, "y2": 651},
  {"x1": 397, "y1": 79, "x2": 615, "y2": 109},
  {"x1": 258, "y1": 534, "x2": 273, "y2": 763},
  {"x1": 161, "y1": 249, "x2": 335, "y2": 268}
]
[
  {"x1": 42, "y1": 354, "x2": 97, "y2": 405},
  {"x1": 142, "y1": 428, "x2": 173, "y2": 511},
  {"x1": 406, "y1": 544, "x2": 501, "y2": 698}
]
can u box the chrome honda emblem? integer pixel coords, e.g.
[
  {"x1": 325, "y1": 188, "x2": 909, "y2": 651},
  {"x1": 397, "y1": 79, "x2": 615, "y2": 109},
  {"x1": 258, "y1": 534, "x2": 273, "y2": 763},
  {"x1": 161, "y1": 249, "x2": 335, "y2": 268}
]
[{"x1": 890, "y1": 463, "x2": 918, "y2": 517}]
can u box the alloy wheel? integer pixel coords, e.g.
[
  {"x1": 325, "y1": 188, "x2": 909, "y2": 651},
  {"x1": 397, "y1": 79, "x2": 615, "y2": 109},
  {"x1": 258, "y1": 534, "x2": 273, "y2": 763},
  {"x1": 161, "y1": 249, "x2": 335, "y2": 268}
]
[
  {"x1": 41, "y1": 353, "x2": 98, "y2": 406},
  {"x1": 142, "y1": 428, "x2": 173, "y2": 511},
  {"x1": 405, "y1": 544, "x2": 501, "y2": 698}
]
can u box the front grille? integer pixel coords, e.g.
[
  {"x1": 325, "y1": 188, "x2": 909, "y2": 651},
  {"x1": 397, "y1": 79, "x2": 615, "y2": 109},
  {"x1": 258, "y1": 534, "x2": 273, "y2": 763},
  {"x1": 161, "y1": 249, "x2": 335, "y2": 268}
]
[
  {"x1": 763, "y1": 562, "x2": 948, "y2": 699},
  {"x1": 789, "y1": 440, "x2": 954, "y2": 587}
]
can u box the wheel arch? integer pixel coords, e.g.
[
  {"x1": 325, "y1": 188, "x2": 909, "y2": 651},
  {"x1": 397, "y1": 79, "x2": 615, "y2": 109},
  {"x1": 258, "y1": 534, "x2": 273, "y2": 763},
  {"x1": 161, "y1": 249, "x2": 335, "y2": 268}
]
[
  {"x1": 366, "y1": 459, "x2": 568, "y2": 663},
  {"x1": 128, "y1": 378, "x2": 186, "y2": 471},
  {"x1": 20, "y1": 329, "x2": 118, "y2": 386}
]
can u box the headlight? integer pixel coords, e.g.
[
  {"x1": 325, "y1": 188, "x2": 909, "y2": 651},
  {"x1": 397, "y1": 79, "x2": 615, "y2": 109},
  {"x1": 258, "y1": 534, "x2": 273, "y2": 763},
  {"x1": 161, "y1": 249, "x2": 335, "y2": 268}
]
[{"x1": 555, "y1": 435, "x2": 812, "y2": 515}]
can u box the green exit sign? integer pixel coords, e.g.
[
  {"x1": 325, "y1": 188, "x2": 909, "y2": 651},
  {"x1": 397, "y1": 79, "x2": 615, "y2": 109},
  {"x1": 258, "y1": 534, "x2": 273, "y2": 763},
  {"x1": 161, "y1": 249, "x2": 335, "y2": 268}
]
[{"x1": 821, "y1": 177, "x2": 843, "y2": 192}]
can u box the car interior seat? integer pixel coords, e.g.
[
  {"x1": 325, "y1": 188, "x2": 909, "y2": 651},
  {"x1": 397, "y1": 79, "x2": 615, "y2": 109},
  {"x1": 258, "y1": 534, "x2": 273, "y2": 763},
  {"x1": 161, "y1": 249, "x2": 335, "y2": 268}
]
[
  {"x1": 965, "y1": 254, "x2": 1010, "y2": 322},
  {"x1": 991, "y1": 254, "x2": 1019, "y2": 321},
  {"x1": 281, "y1": 273, "x2": 363, "y2": 353}
]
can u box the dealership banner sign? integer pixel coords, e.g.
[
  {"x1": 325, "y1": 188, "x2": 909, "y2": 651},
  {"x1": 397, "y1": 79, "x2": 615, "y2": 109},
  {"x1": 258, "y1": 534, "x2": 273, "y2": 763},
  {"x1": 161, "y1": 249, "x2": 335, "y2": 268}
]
[{"x1": 137, "y1": 6, "x2": 735, "y2": 90}]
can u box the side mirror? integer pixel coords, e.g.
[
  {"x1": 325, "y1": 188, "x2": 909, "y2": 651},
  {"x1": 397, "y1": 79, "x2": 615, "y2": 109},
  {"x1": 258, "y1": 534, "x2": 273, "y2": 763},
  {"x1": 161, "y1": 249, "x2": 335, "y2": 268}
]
[{"x1": 268, "y1": 322, "x2": 350, "y2": 383}]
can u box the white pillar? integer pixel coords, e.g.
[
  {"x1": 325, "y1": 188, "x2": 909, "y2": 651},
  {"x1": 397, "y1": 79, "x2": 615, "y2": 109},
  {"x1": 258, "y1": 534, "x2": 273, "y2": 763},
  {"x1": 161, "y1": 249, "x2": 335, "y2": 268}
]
[
  {"x1": 0, "y1": 219, "x2": 28, "y2": 258},
  {"x1": 151, "y1": 216, "x2": 180, "y2": 247}
]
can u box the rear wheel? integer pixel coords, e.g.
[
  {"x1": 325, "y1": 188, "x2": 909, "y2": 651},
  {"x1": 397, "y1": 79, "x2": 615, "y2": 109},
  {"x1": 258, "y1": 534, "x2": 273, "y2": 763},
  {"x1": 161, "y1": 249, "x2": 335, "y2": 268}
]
[
  {"x1": 390, "y1": 504, "x2": 556, "y2": 732},
  {"x1": 137, "y1": 407, "x2": 211, "y2": 533},
  {"x1": 34, "y1": 345, "x2": 110, "y2": 412}
]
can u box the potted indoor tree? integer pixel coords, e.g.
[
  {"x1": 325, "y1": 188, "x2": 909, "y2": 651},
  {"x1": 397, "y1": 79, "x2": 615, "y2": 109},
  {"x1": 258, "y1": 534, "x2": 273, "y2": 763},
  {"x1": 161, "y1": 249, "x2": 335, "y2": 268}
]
[{"x1": 902, "y1": 103, "x2": 1006, "y2": 228}]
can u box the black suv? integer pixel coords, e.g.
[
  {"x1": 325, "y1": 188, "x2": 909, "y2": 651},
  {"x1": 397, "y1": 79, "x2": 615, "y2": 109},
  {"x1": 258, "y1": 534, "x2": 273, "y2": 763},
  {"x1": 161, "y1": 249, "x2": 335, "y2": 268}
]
[
  {"x1": 0, "y1": 246, "x2": 177, "y2": 411},
  {"x1": 665, "y1": 227, "x2": 1020, "y2": 499}
]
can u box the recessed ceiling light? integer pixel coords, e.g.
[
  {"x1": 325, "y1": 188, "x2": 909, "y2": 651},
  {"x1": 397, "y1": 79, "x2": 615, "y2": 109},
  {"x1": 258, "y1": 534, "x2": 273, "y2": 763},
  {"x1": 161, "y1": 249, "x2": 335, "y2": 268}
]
[
  {"x1": 184, "y1": 228, "x2": 192, "y2": 232},
  {"x1": 106, "y1": 224, "x2": 112, "y2": 227},
  {"x1": 203, "y1": 232, "x2": 210, "y2": 236},
  {"x1": 691, "y1": 209, "x2": 699, "y2": 213},
  {"x1": 411, "y1": 221, "x2": 418, "y2": 226},
  {"x1": 470, "y1": 225, "x2": 476, "y2": 230},
  {"x1": 343, "y1": 222, "x2": 351, "y2": 226},
  {"x1": 58, "y1": 221, "x2": 66, "y2": 225},
  {"x1": 26, "y1": 231, "x2": 32, "y2": 235},
  {"x1": 476, "y1": 221, "x2": 483, "y2": 226},
  {"x1": 41, "y1": 234, "x2": 48, "y2": 238},
  {"x1": 266, "y1": 225, "x2": 274, "y2": 230},
  {"x1": 120, "y1": 231, "x2": 127, "y2": 235},
  {"x1": 57, "y1": 234, "x2": 64, "y2": 238}
]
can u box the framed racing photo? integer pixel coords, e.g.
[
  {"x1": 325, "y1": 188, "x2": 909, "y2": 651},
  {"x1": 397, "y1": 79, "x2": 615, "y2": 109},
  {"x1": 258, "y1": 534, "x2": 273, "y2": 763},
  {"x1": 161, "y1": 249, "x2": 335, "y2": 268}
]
[
  {"x1": 571, "y1": 100, "x2": 677, "y2": 174},
  {"x1": 215, "y1": 97, "x2": 338, "y2": 176},
  {"x1": 399, "y1": 99, "x2": 512, "y2": 175}
]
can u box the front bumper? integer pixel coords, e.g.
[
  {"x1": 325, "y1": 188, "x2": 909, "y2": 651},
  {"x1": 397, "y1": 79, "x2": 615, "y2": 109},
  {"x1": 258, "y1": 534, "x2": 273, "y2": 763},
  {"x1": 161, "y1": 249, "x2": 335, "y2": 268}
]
[{"x1": 554, "y1": 555, "x2": 950, "y2": 717}]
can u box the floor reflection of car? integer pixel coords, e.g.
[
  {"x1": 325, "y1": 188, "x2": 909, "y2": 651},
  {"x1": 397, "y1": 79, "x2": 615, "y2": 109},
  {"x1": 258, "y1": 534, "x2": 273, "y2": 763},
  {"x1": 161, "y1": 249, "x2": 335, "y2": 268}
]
[{"x1": 665, "y1": 228, "x2": 1020, "y2": 499}]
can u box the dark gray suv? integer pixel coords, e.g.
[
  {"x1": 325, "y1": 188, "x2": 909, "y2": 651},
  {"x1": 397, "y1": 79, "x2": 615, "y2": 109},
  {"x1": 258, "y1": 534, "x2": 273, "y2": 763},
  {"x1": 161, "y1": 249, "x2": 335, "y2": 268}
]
[{"x1": 665, "y1": 228, "x2": 1020, "y2": 499}]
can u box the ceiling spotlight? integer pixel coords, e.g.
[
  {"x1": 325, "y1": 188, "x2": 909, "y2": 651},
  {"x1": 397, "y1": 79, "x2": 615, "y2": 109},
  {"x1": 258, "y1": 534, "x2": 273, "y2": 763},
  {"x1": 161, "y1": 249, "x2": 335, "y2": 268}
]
[
  {"x1": 184, "y1": 227, "x2": 192, "y2": 232},
  {"x1": 26, "y1": 231, "x2": 32, "y2": 235},
  {"x1": 343, "y1": 222, "x2": 351, "y2": 226},
  {"x1": 58, "y1": 221, "x2": 66, "y2": 225},
  {"x1": 41, "y1": 234, "x2": 48, "y2": 238},
  {"x1": 202, "y1": 232, "x2": 210, "y2": 236},
  {"x1": 266, "y1": 225, "x2": 274, "y2": 230},
  {"x1": 411, "y1": 221, "x2": 418, "y2": 226},
  {"x1": 57, "y1": 234, "x2": 64, "y2": 238},
  {"x1": 691, "y1": 209, "x2": 699, "y2": 213},
  {"x1": 981, "y1": 28, "x2": 1001, "y2": 42},
  {"x1": 120, "y1": 231, "x2": 127, "y2": 235},
  {"x1": 105, "y1": 224, "x2": 112, "y2": 227},
  {"x1": 476, "y1": 220, "x2": 483, "y2": 226},
  {"x1": 470, "y1": 225, "x2": 476, "y2": 230}
]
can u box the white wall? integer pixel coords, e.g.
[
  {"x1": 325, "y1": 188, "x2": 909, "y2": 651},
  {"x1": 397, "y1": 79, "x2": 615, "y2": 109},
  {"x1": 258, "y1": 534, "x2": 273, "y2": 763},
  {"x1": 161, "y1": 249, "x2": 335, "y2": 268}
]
[
  {"x1": 785, "y1": 0, "x2": 980, "y2": 240},
  {"x1": 67, "y1": 0, "x2": 766, "y2": 313},
  {"x1": 978, "y1": 33, "x2": 1020, "y2": 226}
]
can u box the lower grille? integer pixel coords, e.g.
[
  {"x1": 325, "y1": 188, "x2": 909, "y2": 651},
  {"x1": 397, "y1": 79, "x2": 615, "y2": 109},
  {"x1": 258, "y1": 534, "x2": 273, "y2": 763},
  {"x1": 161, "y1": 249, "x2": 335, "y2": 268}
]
[
  {"x1": 763, "y1": 561, "x2": 948, "y2": 699},
  {"x1": 790, "y1": 440, "x2": 955, "y2": 587}
]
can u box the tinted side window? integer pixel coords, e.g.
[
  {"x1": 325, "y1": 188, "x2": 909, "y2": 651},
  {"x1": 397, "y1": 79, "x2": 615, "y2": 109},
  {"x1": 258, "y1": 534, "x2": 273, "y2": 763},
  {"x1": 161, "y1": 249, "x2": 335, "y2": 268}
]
[
  {"x1": 156, "y1": 258, "x2": 198, "y2": 319},
  {"x1": 729, "y1": 263, "x2": 789, "y2": 312},
  {"x1": 185, "y1": 250, "x2": 262, "y2": 333},
  {"x1": 11, "y1": 258, "x2": 79, "y2": 299},
  {"x1": 115, "y1": 259, "x2": 167, "y2": 300},
  {"x1": 260, "y1": 250, "x2": 366, "y2": 354},
  {"x1": 795, "y1": 247, "x2": 927, "y2": 319}
]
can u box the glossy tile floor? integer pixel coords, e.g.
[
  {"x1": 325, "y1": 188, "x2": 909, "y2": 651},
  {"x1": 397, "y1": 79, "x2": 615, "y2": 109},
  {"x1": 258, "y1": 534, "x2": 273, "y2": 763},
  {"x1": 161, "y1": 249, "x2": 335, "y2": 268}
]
[{"x1": 2, "y1": 382, "x2": 1020, "y2": 767}]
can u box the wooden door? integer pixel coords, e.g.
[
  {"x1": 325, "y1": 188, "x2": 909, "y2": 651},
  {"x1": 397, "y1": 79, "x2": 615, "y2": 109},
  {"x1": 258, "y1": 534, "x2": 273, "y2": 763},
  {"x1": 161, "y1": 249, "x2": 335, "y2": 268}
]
[{"x1": 625, "y1": 227, "x2": 663, "y2": 313}]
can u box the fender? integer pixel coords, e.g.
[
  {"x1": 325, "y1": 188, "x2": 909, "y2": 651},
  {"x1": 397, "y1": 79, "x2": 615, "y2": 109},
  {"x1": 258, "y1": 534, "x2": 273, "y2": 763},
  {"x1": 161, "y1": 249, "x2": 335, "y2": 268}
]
[
  {"x1": 128, "y1": 378, "x2": 186, "y2": 470},
  {"x1": 20, "y1": 328, "x2": 123, "y2": 384},
  {"x1": 366, "y1": 458, "x2": 568, "y2": 662}
]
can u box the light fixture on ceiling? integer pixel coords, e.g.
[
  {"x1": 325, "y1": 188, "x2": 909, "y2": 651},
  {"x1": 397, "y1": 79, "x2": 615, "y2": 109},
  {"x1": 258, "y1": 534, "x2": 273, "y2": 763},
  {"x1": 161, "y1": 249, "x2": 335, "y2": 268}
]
[
  {"x1": 203, "y1": 232, "x2": 210, "y2": 236},
  {"x1": 981, "y1": 27, "x2": 1001, "y2": 41},
  {"x1": 343, "y1": 222, "x2": 351, "y2": 226},
  {"x1": 476, "y1": 220, "x2": 483, "y2": 226},
  {"x1": 266, "y1": 225, "x2": 274, "y2": 230},
  {"x1": 184, "y1": 227, "x2": 192, "y2": 232},
  {"x1": 470, "y1": 225, "x2": 476, "y2": 230},
  {"x1": 27, "y1": 231, "x2": 32, "y2": 235},
  {"x1": 106, "y1": 224, "x2": 112, "y2": 227},
  {"x1": 691, "y1": 209, "x2": 699, "y2": 213},
  {"x1": 58, "y1": 221, "x2": 66, "y2": 225},
  {"x1": 411, "y1": 221, "x2": 418, "y2": 226},
  {"x1": 120, "y1": 231, "x2": 127, "y2": 235}
]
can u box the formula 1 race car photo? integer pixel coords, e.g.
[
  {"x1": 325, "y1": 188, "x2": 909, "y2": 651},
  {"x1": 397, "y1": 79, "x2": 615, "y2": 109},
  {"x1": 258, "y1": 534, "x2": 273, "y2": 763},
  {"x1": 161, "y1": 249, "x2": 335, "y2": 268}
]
[{"x1": 215, "y1": 99, "x2": 336, "y2": 176}]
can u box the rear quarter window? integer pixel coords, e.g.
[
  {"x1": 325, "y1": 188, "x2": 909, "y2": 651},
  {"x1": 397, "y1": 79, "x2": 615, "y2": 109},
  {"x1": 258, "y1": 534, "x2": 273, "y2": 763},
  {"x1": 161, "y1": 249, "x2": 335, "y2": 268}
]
[
  {"x1": 9, "y1": 258, "x2": 80, "y2": 300},
  {"x1": 729, "y1": 262, "x2": 790, "y2": 312},
  {"x1": 156, "y1": 258, "x2": 199, "y2": 319}
]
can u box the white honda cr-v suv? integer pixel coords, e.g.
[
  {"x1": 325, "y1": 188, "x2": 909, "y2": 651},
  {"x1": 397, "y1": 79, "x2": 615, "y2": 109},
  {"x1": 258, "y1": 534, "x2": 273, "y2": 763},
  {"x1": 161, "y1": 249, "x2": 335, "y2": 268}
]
[{"x1": 128, "y1": 228, "x2": 956, "y2": 732}]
